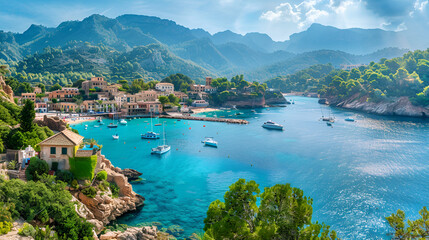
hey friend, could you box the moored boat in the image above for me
[202,137,218,147]
[262,120,284,130]
[107,123,118,128]
[119,119,127,125]
[151,121,170,155]
[112,134,119,140]
[345,117,355,122]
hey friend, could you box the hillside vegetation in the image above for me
[266,49,429,106]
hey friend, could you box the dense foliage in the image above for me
[69,155,98,180]
[0,176,94,239]
[25,157,49,181]
[386,207,429,239]
[265,49,429,106]
[203,179,338,239]
[161,73,195,92]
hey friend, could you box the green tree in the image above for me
[158,96,169,111]
[20,100,35,132]
[386,207,429,239]
[168,94,179,105]
[203,179,338,240]
[49,83,62,91]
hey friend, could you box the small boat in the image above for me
[112,134,119,140]
[292,100,295,104]
[262,120,284,130]
[327,122,333,127]
[141,131,160,139]
[85,125,88,127]
[119,119,127,125]
[235,112,244,116]
[97,118,104,124]
[251,110,256,113]
[202,137,218,148]
[85,127,87,130]
[321,117,335,122]
[345,117,355,122]
[94,125,99,128]
[154,123,162,126]
[107,123,118,128]
[151,122,170,155]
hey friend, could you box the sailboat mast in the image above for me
[163,122,166,145]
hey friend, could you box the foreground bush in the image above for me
[96,170,107,181]
[25,157,49,181]
[203,179,338,240]
[0,177,94,239]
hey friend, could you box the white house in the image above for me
[155,83,174,93]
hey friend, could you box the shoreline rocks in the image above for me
[34,115,67,132]
[121,168,143,181]
[74,155,145,233]
[324,94,429,118]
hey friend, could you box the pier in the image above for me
[160,115,248,124]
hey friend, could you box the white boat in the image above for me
[251,110,256,113]
[262,120,284,130]
[112,134,119,140]
[151,121,170,155]
[142,131,160,139]
[202,137,218,147]
[119,119,127,125]
[94,125,99,128]
[142,113,160,139]
[85,125,88,127]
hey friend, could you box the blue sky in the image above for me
[0,0,428,41]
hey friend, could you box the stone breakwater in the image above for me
[161,115,249,124]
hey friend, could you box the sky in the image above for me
[0,0,428,41]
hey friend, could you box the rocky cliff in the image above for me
[0,75,14,103]
[74,155,145,233]
[34,115,67,132]
[325,94,429,118]
[99,226,169,240]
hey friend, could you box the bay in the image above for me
[72,96,429,239]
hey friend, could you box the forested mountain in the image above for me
[8,42,210,86]
[0,14,422,85]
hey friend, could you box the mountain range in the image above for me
[0,14,425,83]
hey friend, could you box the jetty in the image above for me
[160,115,248,124]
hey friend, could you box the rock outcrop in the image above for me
[326,94,429,118]
[121,169,142,181]
[0,75,14,103]
[34,115,67,131]
[99,226,159,240]
[75,155,144,233]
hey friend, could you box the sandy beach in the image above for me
[190,107,220,114]
[65,117,97,125]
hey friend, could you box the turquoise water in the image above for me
[72,96,429,239]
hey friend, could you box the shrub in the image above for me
[82,186,97,198]
[71,179,79,189]
[69,155,97,180]
[96,170,107,181]
[98,180,109,192]
[110,182,119,198]
[18,223,36,237]
[7,160,17,170]
[0,221,12,235]
[25,157,49,181]
[51,162,58,171]
[55,170,74,184]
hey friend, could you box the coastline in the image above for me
[190,107,220,114]
[66,117,97,125]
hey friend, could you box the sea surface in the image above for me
[71,96,429,239]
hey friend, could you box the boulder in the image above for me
[34,115,67,131]
[121,169,142,181]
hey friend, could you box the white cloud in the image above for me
[260,3,301,22]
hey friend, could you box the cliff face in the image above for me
[0,76,14,103]
[74,155,145,232]
[326,94,429,118]
[34,115,67,132]
[222,96,265,108]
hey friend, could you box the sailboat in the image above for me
[320,106,335,122]
[141,113,160,139]
[108,113,118,128]
[151,121,170,155]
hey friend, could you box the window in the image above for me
[61,147,67,155]
[50,147,56,154]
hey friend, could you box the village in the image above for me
[17,76,217,118]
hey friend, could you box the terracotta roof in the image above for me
[39,129,84,146]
